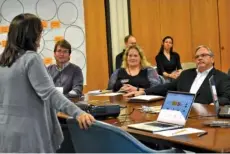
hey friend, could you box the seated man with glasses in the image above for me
[126,45,230,105]
[47,39,83,97]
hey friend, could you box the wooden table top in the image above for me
[59,95,230,153]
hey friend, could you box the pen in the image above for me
[172,129,187,135]
[197,132,208,137]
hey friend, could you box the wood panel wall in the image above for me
[160,0,192,62]
[83,0,108,92]
[218,0,230,72]
[81,0,230,93]
[130,0,230,72]
[190,0,221,69]
[130,0,161,64]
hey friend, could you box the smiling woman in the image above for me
[107,45,163,92]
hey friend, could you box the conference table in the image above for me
[58,95,230,153]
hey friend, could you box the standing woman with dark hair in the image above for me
[0,13,94,153]
[155,36,182,82]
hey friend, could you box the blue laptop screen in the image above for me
[161,92,195,119]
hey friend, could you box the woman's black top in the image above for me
[155,52,182,76]
[113,68,150,91]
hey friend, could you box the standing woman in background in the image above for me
[0,13,94,153]
[155,36,182,82]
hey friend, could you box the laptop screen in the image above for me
[209,75,220,115]
[157,91,195,125]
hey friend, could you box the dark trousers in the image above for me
[56,118,75,153]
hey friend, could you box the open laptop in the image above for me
[209,75,230,118]
[128,91,195,132]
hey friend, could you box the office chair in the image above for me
[66,118,176,153]
[181,62,196,70]
[152,65,158,72]
[151,66,165,84]
[228,69,230,76]
[159,75,166,84]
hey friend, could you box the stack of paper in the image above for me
[97,92,123,96]
[129,95,164,102]
[141,105,162,113]
[87,90,101,95]
[87,90,112,95]
[87,90,123,96]
[154,128,206,137]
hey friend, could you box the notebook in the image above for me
[209,75,230,118]
[129,95,164,102]
[127,91,195,132]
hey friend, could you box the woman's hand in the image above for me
[120,84,138,93]
[169,73,177,79]
[123,90,145,97]
[171,70,182,79]
[77,113,95,129]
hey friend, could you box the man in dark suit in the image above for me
[126,45,230,105]
[115,35,137,69]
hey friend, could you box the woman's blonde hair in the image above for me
[121,45,152,68]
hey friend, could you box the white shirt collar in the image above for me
[196,66,213,75]
[56,62,70,71]
[189,66,213,94]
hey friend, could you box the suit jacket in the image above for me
[145,68,230,105]
[115,50,125,69]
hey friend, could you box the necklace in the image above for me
[127,67,140,76]
[127,68,132,76]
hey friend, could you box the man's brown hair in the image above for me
[54,39,71,54]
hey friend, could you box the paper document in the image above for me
[140,105,162,113]
[129,95,164,102]
[87,90,112,96]
[97,93,123,96]
[154,128,206,137]
[87,90,100,95]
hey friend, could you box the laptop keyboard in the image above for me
[211,120,230,124]
[145,122,174,128]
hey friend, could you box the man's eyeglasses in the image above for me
[194,53,212,59]
[56,50,69,54]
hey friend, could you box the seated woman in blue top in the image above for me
[108,45,163,93]
[155,36,182,82]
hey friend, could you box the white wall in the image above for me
[109,0,129,71]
